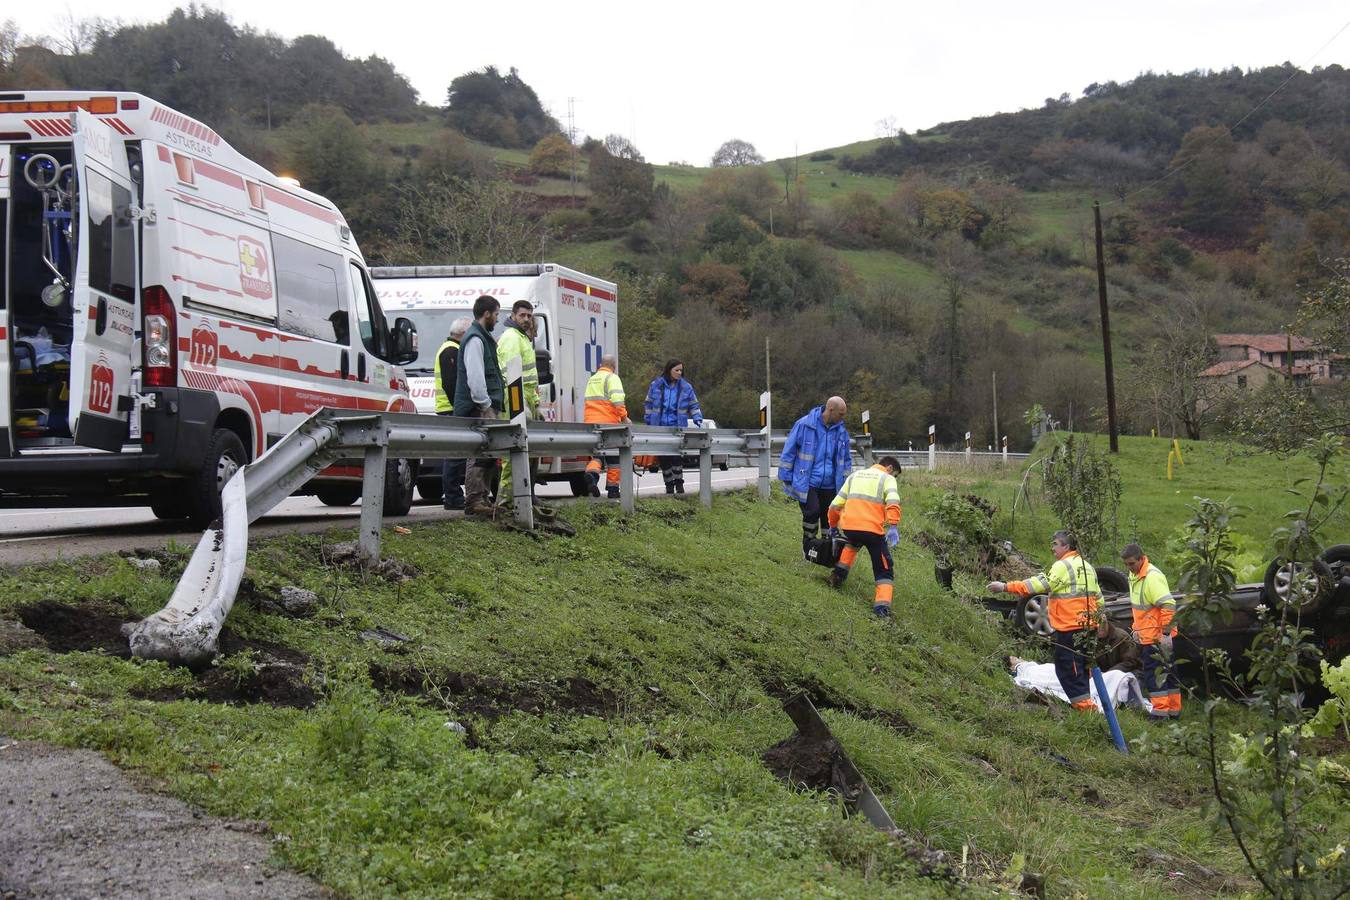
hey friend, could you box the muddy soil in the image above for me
[761,731,858,794]
[0,738,326,898]
[16,600,317,709]
[369,661,617,720]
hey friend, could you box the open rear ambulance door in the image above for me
[0,146,13,457]
[69,110,139,451]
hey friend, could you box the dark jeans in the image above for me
[438,412,464,507]
[459,405,499,508]
[1052,629,1092,707]
[800,487,836,552]
[659,456,684,489]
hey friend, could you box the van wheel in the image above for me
[384,458,415,517]
[315,486,361,507]
[187,429,247,527]
[568,473,590,497]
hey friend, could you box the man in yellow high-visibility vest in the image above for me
[433,317,471,509]
[496,300,540,507]
[1121,543,1182,719]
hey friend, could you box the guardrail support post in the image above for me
[1002,435,1008,463]
[699,444,713,508]
[928,425,936,472]
[510,440,533,529]
[619,443,635,514]
[358,436,388,567]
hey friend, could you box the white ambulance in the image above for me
[371,264,617,499]
[0,92,420,525]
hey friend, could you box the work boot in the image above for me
[585,471,601,498]
[826,569,844,589]
[666,482,675,495]
[873,603,892,619]
[464,501,496,518]
[675,479,685,494]
[443,496,464,511]
[606,486,620,500]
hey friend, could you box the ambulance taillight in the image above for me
[143,285,177,387]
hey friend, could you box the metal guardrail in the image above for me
[125,409,1027,665]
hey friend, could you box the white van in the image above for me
[0,92,419,524]
[371,264,617,498]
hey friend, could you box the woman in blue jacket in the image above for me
[644,359,703,494]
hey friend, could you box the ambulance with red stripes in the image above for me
[371,264,617,499]
[0,92,419,524]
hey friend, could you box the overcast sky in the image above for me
[12,1,1350,163]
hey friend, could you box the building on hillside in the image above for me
[1207,334,1341,386]
[1197,358,1289,391]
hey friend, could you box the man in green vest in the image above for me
[434,316,471,510]
[496,300,540,508]
[454,295,504,516]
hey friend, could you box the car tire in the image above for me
[1014,593,1054,637]
[186,428,248,528]
[718,460,729,471]
[1320,544,1350,577]
[1096,565,1129,596]
[417,476,444,503]
[1263,557,1333,615]
[568,473,590,497]
[384,457,415,517]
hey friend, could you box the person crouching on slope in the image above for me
[987,531,1103,712]
[825,456,903,619]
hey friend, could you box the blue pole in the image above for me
[1092,667,1129,754]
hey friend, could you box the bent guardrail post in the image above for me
[357,424,389,567]
[127,411,345,665]
[857,433,874,467]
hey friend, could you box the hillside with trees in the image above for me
[3,8,1347,448]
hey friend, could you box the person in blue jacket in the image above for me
[644,359,703,494]
[779,396,851,557]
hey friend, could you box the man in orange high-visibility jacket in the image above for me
[826,456,903,618]
[988,531,1102,712]
[583,354,629,499]
[1121,542,1181,719]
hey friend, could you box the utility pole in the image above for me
[991,370,999,452]
[567,97,577,207]
[1093,201,1120,453]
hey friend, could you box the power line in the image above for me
[1103,16,1350,208]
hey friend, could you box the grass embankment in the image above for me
[946,433,1350,581]
[0,484,1272,897]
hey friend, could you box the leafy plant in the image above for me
[1039,434,1121,561]
[923,492,1002,573]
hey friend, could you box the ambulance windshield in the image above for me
[400,308,471,373]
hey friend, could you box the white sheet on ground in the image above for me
[1012,661,1151,712]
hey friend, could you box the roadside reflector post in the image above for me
[1167,449,1174,481]
[358,427,389,567]
[1173,438,1183,466]
[964,431,972,463]
[1002,435,1008,463]
[759,391,772,500]
[928,425,936,472]
[860,411,874,466]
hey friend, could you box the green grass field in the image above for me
[949,432,1350,583]
[837,249,940,292]
[8,445,1346,894]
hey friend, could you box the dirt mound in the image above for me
[369,662,617,719]
[762,731,858,794]
[323,542,419,581]
[16,600,136,656]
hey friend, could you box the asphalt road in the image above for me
[0,467,768,565]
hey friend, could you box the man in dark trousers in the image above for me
[779,396,851,558]
[453,296,503,516]
[433,317,471,510]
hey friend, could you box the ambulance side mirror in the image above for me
[536,347,554,386]
[389,317,418,366]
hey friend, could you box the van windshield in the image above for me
[400,308,471,373]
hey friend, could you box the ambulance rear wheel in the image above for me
[384,458,415,517]
[417,477,444,503]
[187,428,247,527]
[568,473,590,497]
[150,490,191,521]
